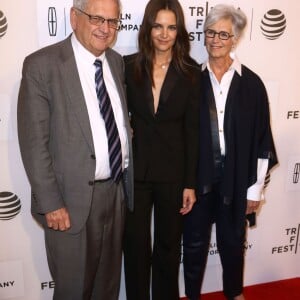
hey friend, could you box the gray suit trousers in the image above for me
[45,180,125,300]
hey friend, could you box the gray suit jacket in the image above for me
[17,36,134,234]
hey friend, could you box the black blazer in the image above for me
[197,64,278,232]
[124,54,201,188]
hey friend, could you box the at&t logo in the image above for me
[261,9,286,40]
[0,10,8,38]
[0,192,22,220]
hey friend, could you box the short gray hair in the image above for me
[204,4,247,38]
[73,0,88,10]
[73,0,121,13]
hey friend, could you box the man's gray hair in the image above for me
[73,0,121,13]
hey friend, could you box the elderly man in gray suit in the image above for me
[17,0,133,299]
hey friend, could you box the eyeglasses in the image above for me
[75,8,121,30]
[204,29,234,40]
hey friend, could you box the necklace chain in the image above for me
[155,58,171,70]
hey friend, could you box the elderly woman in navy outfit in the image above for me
[183,4,278,300]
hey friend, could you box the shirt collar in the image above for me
[201,54,242,76]
[71,33,106,66]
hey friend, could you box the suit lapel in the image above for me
[105,49,131,131]
[137,62,180,117]
[106,50,126,109]
[137,68,155,117]
[59,37,94,152]
[146,73,155,116]
[202,69,222,171]
[159,63,179,107]
[202,68,215,112]
[224,71,241,148]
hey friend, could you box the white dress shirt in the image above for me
[202,58,268,201]
[71,34,129,180]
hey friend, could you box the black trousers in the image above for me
[123,181,183,300]
[183,184,246,300]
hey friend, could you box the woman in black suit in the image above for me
[123,0,201,299]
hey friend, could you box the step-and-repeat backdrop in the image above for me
[0,0,299,299]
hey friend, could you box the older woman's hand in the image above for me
[246,200,261,215]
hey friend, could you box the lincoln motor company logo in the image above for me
[0,192,22,220]
[293,163,300,184]
[261,9,286,40]
[0,10,8,38]
[48,7,57,36]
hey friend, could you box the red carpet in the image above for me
[181,278,300,299]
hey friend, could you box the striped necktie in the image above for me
[94,59,122,182]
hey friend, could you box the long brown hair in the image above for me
[134,0,195,85]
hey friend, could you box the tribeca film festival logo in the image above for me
[272,224,300,255]
[0,192,22,221]
[287,110,299,120]
[188,2,212,42]
[0,10,8,38]
[261,9,286,40]
[41,280,55,291]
